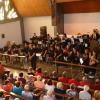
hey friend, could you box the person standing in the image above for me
[29,44,37,70]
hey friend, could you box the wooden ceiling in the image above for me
[12,0,51,16]
[12,0,100,16]
[63,0,100,13]
[56,0,83,3]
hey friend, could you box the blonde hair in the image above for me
[24,84,29,90]
[57,82,63,89]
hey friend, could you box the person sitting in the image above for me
[54,82,66,100]
[58,71,68,83]
[35,67,43,77]
[3,80,13,92]
[26,75,35,89]
[79,85,91,100]
[0,62,6,81]
[45,79,55,92]
[27,67,34,75]
[66,83,77,99]
[43,70,49,79]
[92,78,100,90]
[22,84,33,100]
[0,91,5,100]
[12,81,23,96]
[7,73,17,84]
[79,76,90,87]
[50,71,58,81]
[18,72,26,86]
[68,78,79,86]
[43,90,56,100]
[34,75,45,89]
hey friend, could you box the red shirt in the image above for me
[79,81,90,86]
[68,79,79,86]
[35,72,43,77]
[0,64,5,75]
[58,77,68,83]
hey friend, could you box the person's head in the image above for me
[28,75,33,80]
[14,98,20,100]
[83,85,90,91]
[43,71,48,76]
[36,68,42,73]
[70,83,76,90]
[19,72,23,78]
[9,73,14,78]
[4,80,10,85]
[82,76,87,82]
[47,79,52,85]
[28,67,33,71]
[94,90,100,100]
[62,71,67,77]
[57,82,63,89]
[37,75,42,81]
[0,91,4,97]
[24,84,29,91]
[52,71,57,76]
[95,78,100,84]
[15,81,20,87]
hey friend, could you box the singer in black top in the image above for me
[29,44,37,70]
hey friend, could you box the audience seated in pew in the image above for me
[79,85,92,100]
[54,82,66,100]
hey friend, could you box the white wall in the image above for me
[64,12,100,35]
[0,21,22,48]
[24,12,100,40]
[24,16,54,41]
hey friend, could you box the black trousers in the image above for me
[31,59,36,70]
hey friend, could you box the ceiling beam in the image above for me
[56,0,84,3]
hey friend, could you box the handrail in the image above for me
[53,61,100,71]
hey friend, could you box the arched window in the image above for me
[0,0,19,22]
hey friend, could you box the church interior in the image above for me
[0,0,100,100]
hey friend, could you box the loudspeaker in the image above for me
[40,26,47,38]
[1,34,5,38]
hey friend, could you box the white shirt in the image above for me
[79,90,91,100]
[43,95,53,100]
[0,98,5,100]
[45,84,55,92]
